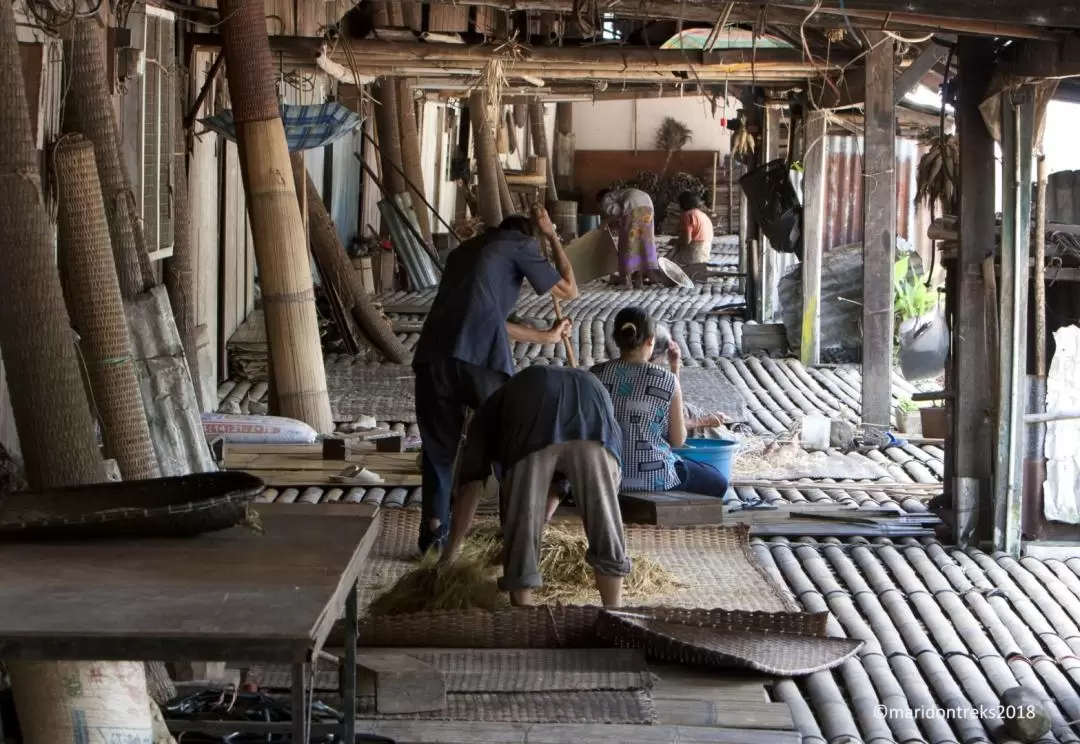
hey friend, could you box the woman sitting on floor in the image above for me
[590,306,733,499]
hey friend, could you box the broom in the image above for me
[655,117,692,179]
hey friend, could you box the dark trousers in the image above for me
[414,358,508,552]
[673,457,730,498]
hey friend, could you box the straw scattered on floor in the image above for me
[367,520,682,616]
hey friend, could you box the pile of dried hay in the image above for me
[366,520,682,616]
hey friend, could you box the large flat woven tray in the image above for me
[0,471,264,539]
[251,648,653,693]
[353,605,828,649]
[324,361,415,423]
[355,690,655,724]
[357,509,800,615]
[680,367,749,422]
[595,610,862,676]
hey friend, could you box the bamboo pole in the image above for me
[528,102,558,204]
[219,0,333,434]
[0,0,157,736]
[1034,154,1047,378]
[55,136,160,482]
[496,156,514,215]
[469,91,503,227]
[373,81,407,197]
[290,152,411,364]
[67,19,154,299]
[396,79,433,244]
[166,77,205,411]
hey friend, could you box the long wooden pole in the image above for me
[469,91,503,227]
[528,102,558,204]
[219,0,333,434]
[373,80,408,197]
[1034,154,1048,378]
[396,79,433,244]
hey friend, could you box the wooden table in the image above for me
[0,508,381,744]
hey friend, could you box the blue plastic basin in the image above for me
[672,438,737,482]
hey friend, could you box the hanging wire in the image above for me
[23,0,103,36]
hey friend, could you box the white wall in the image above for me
[571,95,739,153]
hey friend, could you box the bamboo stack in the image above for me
[54,136,160,483]
[396,79,432,244]
[218,0,333,434]
[0,0,155,736]
[290,152,410,364]
[67,20,155,299]
[469,91,503,227]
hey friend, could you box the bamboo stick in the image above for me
[1034,154,1047,378]
[165,77,205,411]
[290,152,410,364]
[55,135,160,482]
[219,0,333,434]
[469,91,503,227]
[396,79,433,244]
[67,19,154,299]
[373,80,408,197]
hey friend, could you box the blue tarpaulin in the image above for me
[199,102,361,152]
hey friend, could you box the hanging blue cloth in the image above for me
[199,102,361,152]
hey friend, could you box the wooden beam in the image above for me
[861,31,896,430]
[893,42,950,104]
[190,33,845,71]
[731,1,1076,32]
[953,36,997,546]
[799,110,826,367]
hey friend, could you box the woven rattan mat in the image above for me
[354,690,654,724]
[324,362,416,423]
[357,510,798,615]
[679,367,749,422]
[250,648,652,693]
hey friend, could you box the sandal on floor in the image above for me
[329,465,386,485]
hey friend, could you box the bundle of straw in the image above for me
[367,520,682,616]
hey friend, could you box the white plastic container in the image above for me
[801,413,831,452]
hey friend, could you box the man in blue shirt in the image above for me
[413,208,578,553]
[440,365,630,607]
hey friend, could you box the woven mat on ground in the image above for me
[356,510,798,615]
[740,451,891,481]
[597,613,861,676]
[250,648,652,693]
[324,362,415,423]
[680,367,749,422]
[354,690,654,723]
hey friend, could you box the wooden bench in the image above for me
[619,490,726,526]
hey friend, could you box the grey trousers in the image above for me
[498,441,631,592]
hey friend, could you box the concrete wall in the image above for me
[571,95,740,154]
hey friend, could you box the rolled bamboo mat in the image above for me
[67,19,154,298]
[55,135,159,481]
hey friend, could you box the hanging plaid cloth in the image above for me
[199,102,362,152]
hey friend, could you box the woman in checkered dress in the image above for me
[590,307,730,497]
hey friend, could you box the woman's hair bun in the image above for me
[612,306,656,352]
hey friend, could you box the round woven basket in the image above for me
[0,471,265,540]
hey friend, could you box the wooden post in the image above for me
[994,87,1034,558]
[953,36,997,546]
[218,0,333,434]
[397,79,433,244]
[759,105,781,322]
[528,101,558,204]
[860,32,896,430]
[800,109,827,367]
[373,80,407,197]
[165,77,206,411]
[469,90,503,226]
[554,101,573,192]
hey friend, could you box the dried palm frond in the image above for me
[915,133,959,216]
[655,116,692,177]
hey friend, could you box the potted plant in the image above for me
[895,398,921,435]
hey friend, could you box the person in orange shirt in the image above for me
[671,191,714,268]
